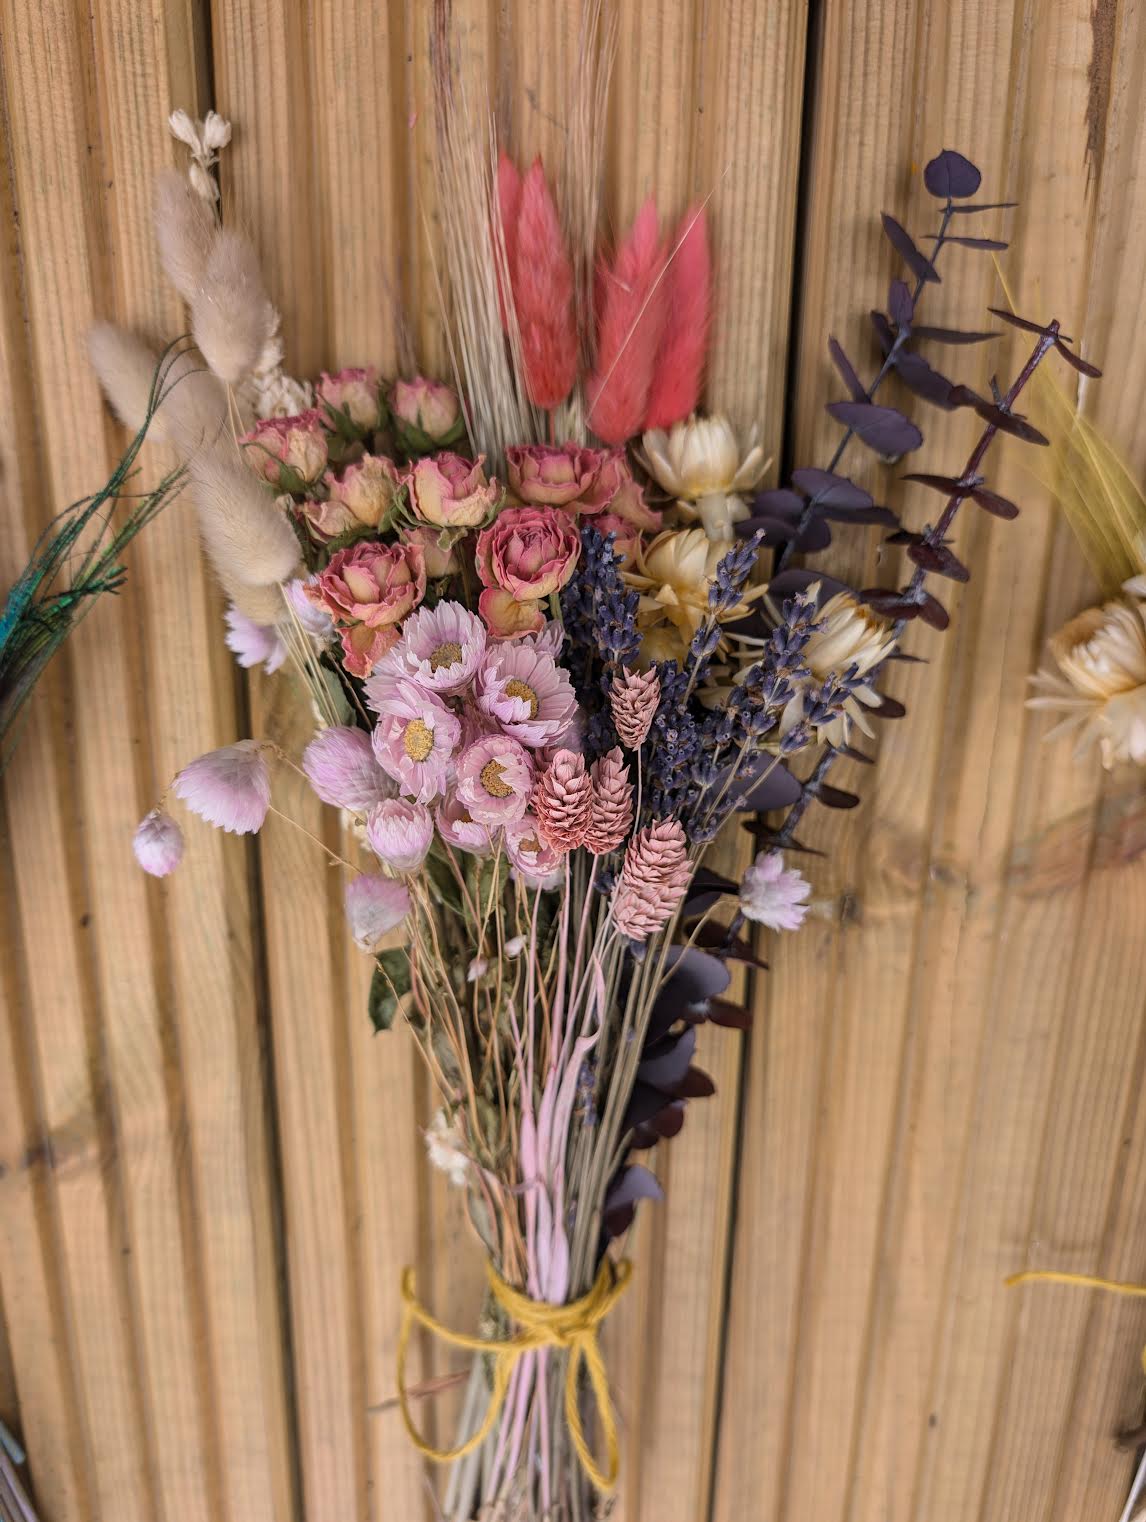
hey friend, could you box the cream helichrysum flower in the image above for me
[641,415,769,543]
[623,527,765,665]
[168,108,232,202]
[780,587,898,746]
[1027,579,1146,768]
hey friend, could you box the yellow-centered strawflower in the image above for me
[1027,577,1146,767]
[641,415,769,543]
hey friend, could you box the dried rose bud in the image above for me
[389,376,464,450]
[408,452,500,528]
[317,366,382,431]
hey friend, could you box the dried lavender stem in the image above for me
[775,324,1059,847]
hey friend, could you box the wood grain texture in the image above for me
[3,1,1146,1519]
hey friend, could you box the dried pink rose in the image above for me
[308,540,427,677]
[408,452,500,528]
[306,455,403,537]
[609,666,660,749]
[370,678,462,804]
[133,808,185,876]
[533,749,592,851]
[302,726,393,812]
[738,850,811,932]
[173,740,271,835]
[241,410,328,485]
[505,813,564,888]
[365,798,434,872]
[402,524,457,578]
[585,449,662,529]
[475,504,580,637]
[317,366,382,430]
[454,734,534,826]
[475,640,578,749]
[436,787,495,856]
[344,873,410,950]
[389,376,463,447]
[506,444,606,508]
[583,748,633,854]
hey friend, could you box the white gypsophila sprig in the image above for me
[168,109,232,203]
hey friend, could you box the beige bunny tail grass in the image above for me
[216,574,290,627]
[156,345,233,458]
[190,228,274,385]
[154,167,216,303]
[87,322,160,433]
[994,260,1145,595]
[188,448,301,590]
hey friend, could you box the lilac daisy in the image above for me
[454,734,534,826]
[174,740,271,834]
[474,640,579,749]
[436,787,495,856]
[738,850,811,932]
[367,600,486,699]
[505,813,564,889]
[370,678,462,803]
[365,798,434,872]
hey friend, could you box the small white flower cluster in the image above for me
[167,109,231,203]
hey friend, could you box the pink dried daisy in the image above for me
[370,678,462,804]
[133,808,184,877]
[455,734,534,826]
[436,787,495,857]
[344,874,410,951]
[609,666,660,749]
[505,813,564,888]
[370,600,486,697]
[174,740,271,835]
[303,726,393,812]
[584,748,634,853]
[533,749,592,851]
[475,640,578,749]
[365,798,434,873]
[738,850,811,932]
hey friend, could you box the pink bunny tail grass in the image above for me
[495,150,523,331]
[511,158,578,410]
[643,204,711,431]
[585,197,668,445]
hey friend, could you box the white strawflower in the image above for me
[739,850,811,932]
[641,415,769,543]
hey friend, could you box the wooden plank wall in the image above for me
[1,2,1144,1520]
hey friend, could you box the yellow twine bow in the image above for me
[1006,1269,1146,1375]
[397,1256,633,1494]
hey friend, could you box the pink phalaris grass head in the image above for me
[612,818,691,941]
[370,677,462,804]
[369,600,486,696]
[495,151,523,330]
[224,605,286,675]
[642,205,711,431]
[505,813,564,889]
[508,158,578,410]
[344,873,410,951]
[739,850,811,933]
[455,734,534,826]
[609,666,660,749]
[586,198,668,445]
[583,747,634,854]
[173,740,271,835]
[302,725,393,813]
[475,639,579,749]
[133,808,185,877]
[435,787,495,857]
[533,749,593,851]
[317,366,382,430]
[365,798,434,873]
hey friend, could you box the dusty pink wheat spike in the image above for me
[511,158,579,410]
[642,205,711,431]
[583,747,634,854]
[534,749,593,851]
[612,817,691,940]
[609,666,660,749]
[586,198,668,444]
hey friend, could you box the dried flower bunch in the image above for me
[88,91,1091,1520]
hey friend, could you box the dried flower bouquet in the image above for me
[87,75,1096,1519]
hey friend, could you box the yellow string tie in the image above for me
[397,1256,633,1494]
[1006,1269,1146,1375]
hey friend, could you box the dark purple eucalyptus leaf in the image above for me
[813,783,862,810]
[893,350,960,409]
[882,215,939,284]
[730,756,805,813]
[705,999,753,1031]
[915,591,951,630]
[648,1103,686,1141]
[624,1082,676,1133]
[969,485,1020,518]
[681,869,738,919]
[736,514,833,552]
[923,149,982,199]
[911,324,998,345]
[886,528,926,545]
[676,1066,716,1100]
[835,503,900,527]
[826,401,923,457]
[871,310,895,354]
[888,279,915,328]
[937,233,1009,250]
[767,568,857,606]
[949,200,1017,215]
[659,944,732,1005]
[986,307,1071,342]
[754,487,804,516]
[691,922,772,967]
[870,693,907,720]
[860,588,923,620]
[1054,340,1102,378]
[902,471,977,497]
[969,398,1049,446]
[637,1026,697,1090]
[829,336,867,401]
[604,1163,663,1213]
[791,468,873,510]
[907,541,970,581]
